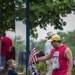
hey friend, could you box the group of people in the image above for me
[38,31,73,75]
[0,31,73,75]
[28,31,73,75]
[0,32,26,75]
[0,32,12,69]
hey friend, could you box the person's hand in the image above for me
[23,68,26,75]
[65,71,71,75]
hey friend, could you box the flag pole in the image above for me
[26,0,30,74]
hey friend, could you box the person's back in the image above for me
[44,41,53,55]
[8,69,18,75]
[1,33,12,56]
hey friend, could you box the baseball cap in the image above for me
[49,34,61,41]
[46,31,55,38]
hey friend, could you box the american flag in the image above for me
[28,41,37,64]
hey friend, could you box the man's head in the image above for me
[49,34,62,48]
[2,32,6,36]
[7,59,16,69]
[46,31,55,40]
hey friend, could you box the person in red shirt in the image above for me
[38,34,73,75]
[1,32,12,70]
[1,32,12,56]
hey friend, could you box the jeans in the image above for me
[0,56,6,71]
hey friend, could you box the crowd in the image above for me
[0,31,73,75]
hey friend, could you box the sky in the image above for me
[36,13,75,41]
[6,13,75,41]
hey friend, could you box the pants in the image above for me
[0,56,6,71]
[45,60,52,75]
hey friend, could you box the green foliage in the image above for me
[34,30,75,58]
[0,0,15,32]
[72,68,75,75]
[0,0,75,38]
[35,62,47,73]
[16,64,26,72]
[57,30,75,58]
[29,0,75,38]
[34,40,46,51]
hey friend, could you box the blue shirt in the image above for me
[7,69,18,75]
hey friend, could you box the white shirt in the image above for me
[44,40,53,55]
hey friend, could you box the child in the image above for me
[7,59,25,75]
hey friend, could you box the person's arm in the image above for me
[38,52,51,62]
[18,73,24,75]
[18,68,26,75]
[64,47,73,75]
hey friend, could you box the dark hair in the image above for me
[58,40,62,43]
[11,46,15,52]
[48,36,51,40]
[7,59,14,67]
[53,40,62,43]
[3,32,6,36]
[48,34,55,40]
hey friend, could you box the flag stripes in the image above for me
[29,48,37,64]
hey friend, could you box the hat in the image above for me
[46,31,55,38]
[49,34,61,41]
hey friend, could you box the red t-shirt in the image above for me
[1,36,12,56]
[51,44,68,75]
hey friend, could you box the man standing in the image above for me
[44,31,55,75]
[38,34,73,75]
[1,32,12,56]
[1,32,12,69]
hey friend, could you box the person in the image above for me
[44,31,55,75]
[38,34,73,75]
[1,32,12,56]
[7,59,25,75]
[37,51,45,58]
[36,51,45,64]
[1,32,13,70]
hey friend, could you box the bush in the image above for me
[72,68,75,75]
[35,62,47,73]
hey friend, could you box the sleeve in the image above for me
[8,70,18,75]
[12,70,18,75]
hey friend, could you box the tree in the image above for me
[34,40,46,51]
[0,0,15,32]
[0,0,75,38]
[57,30,75,58]
[34,30,75,58]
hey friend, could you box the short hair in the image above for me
[7,59,14,67]
[53,40,62,43]
[3,32,6,36]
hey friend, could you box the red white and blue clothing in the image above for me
[51,44,68,75]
